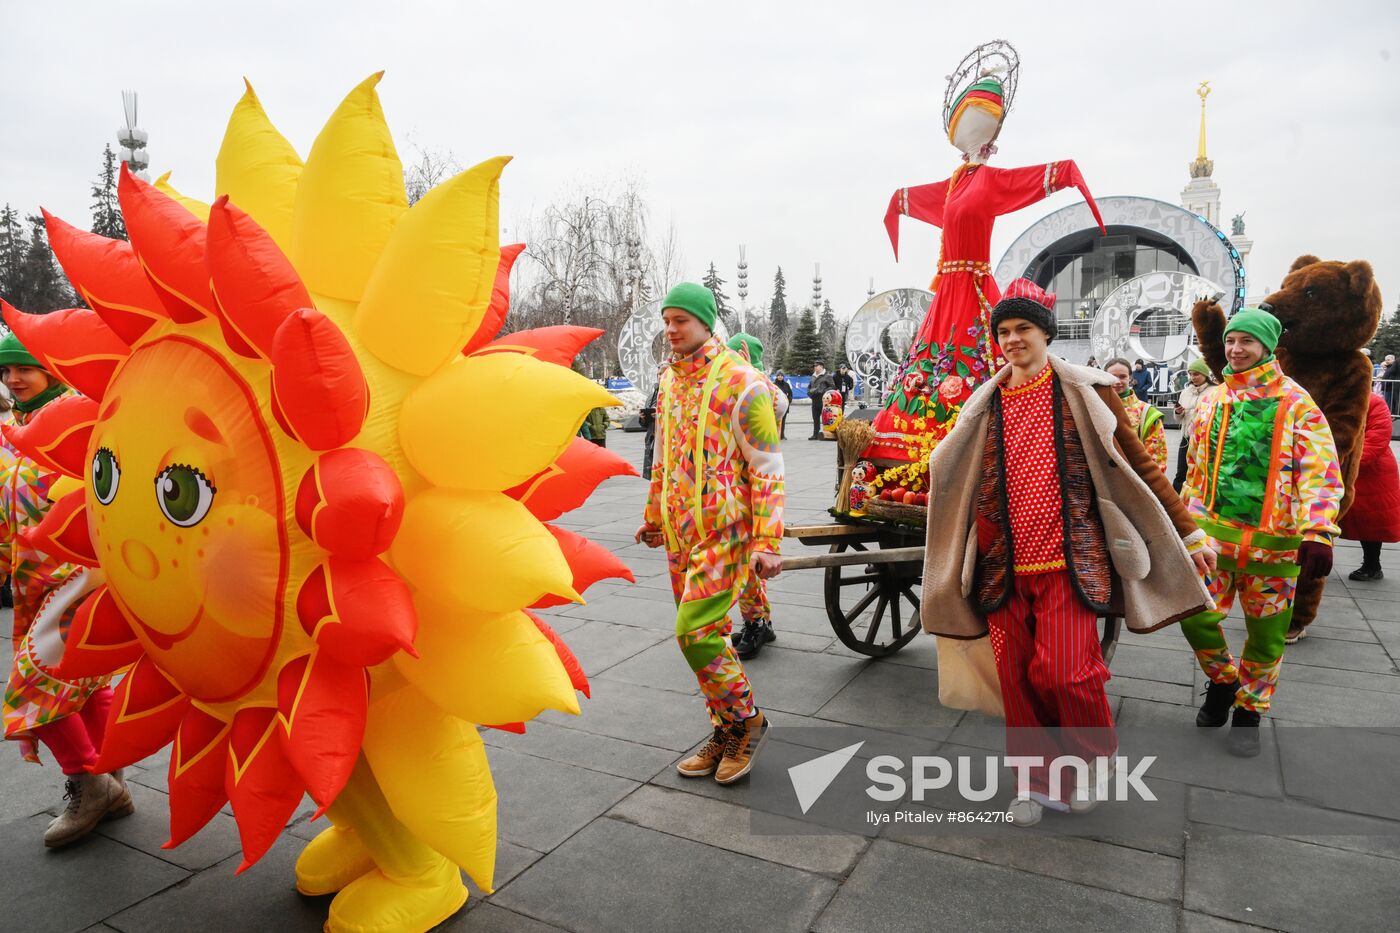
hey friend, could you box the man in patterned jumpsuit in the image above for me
[636,284,784,784]
[1180,308,1342,757]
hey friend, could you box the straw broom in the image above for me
[833,419,876,511]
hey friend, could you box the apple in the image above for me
[914,493,928,506]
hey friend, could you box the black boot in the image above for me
[733,620,776,660]
[1226,707,1262,757]
[1348,566,1384,582]
[1196,680,1239,727]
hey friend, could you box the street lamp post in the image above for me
[736,245,749,333]
[117,90,149,178]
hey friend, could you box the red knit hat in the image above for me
[990,279,1058,342]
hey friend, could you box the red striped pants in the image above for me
[986,571,1115,800]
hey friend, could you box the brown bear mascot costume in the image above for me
[1192,255,1384,640]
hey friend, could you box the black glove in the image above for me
[1297,541,1333,581]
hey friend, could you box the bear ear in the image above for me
[1288,255,1322,274]
[1344,260,1376,299]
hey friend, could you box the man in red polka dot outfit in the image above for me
[921,279,1216,827]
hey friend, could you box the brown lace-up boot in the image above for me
[676,725,728,777]
[43,772,134,848]
[716,710,769,785]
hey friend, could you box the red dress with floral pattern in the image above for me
[867,161,1103,465]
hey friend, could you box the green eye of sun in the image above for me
[154,464,216,527]
[92,448,121,505]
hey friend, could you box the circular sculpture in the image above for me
[617,298,729,396]
[1089,271,1222,370]
[843,288,932,406]
[994,195,1247,318]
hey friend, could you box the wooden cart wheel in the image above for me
[1100,615,1123,665]
[823,540,923,658]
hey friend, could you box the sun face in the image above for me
[2,74,637,894]
[92,336,287,703]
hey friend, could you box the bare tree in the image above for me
[507,175,685,378]
[402,144,462,206]
[648,217,686,298]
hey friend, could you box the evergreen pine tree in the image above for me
[14,214,76,312]
[784,306,823,374]
[0,205,24,303]
[90,144,127,241]
[768,267,789,364]
[818,298,841,367]
[701,262,732,321]
[1369,303,1400,360]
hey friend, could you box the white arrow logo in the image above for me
[787,742,865,814]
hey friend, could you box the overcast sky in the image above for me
[3,0,1397,323]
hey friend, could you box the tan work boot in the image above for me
[676,726,727,777]
[716,711,769,785]
[44,772,134,848]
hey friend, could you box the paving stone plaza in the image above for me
[4,420,1400,933]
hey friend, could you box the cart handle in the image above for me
[780,546,925,572]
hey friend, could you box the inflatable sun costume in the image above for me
[2,74,636,932]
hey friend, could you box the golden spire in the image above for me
[1189,81,1214,179]
[1196,81,1211,160]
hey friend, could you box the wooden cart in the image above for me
[781,520,1123,663]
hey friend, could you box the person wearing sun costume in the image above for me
[3,74,637,933]
[862,42,1106,501]
[1179,308,1341,757]
[638,286,783,785]
[0,333,136,849]
[726,331,786,661]
[1103,357,1169,472]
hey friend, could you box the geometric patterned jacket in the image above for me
[1184,359,1342,569]
[645,336,784,554]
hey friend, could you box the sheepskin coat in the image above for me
[921,356,1212,638]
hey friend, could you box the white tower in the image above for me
[811,263,822,312]
[1180,81,1221,228]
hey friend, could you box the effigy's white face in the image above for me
[951,107,1000,161]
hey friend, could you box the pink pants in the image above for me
[30,686,114,775]
[986,571,1115,801]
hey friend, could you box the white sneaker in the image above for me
[1070,756,1118,814]
[1069,789,1099,814]
[1007,796,1043,827]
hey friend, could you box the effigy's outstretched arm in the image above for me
[987,160,1107,234]
[884,178,952,260]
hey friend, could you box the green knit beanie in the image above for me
[1187,356,1212,377]
[0,331,41,368]
[1223,307,1282,354]
[727,332,763,368]
[660,282,717,332]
